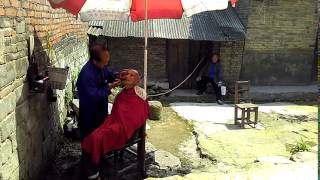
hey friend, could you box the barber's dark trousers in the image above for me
[196,76,222,101]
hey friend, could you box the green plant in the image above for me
[286,138,316,154]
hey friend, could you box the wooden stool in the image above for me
[235,103,258,128]
[234,81,259,128]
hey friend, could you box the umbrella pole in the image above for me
[143,0,148,92]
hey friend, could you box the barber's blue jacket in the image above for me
[76,60,116,139]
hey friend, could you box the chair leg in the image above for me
[234,106,238,125]
[254,107,258,125]
[241,109,245,128]
[137,125,146,178]
[246,108,250,124]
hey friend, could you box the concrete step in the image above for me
[250,85,317,102]
[159,85,317,103]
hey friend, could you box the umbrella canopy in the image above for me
[47,0,239,91]
[48,0,86,15]
[48,0,239,21]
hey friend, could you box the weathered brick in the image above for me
[4,7,17,16]
[9,166,19,180]
[0,139,12,165]
[15,19,25,34]
[0,1,90,179]
[0,0,10,8]
[27,10,35,17]
[0,150,18,180]
[0,32,4,65]
[17,9,27,17]
[0,112,16,142]
[0,62,16,89]
[0,8,4,16]
[9,0,20,8]
[21,1,29,9]
[8,133,17,153]
[15,57,29,78]
[0,17,13,28]
[16,41,27,51]
[0,91,15,118]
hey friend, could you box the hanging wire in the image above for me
[147,56,205,98]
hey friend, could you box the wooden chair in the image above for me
[234,81,258,128]
[102,124,146,179]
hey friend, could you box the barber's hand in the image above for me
[109,79,121,89]
[196,77,201,81]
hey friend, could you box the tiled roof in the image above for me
[87,7,246,41]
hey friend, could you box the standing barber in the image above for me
[76,41,121,140]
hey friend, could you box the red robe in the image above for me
[81,88,149,164]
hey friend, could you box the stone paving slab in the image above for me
[170,102,316,124]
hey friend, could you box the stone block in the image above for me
[0,17,13,28]
[0,31,4,65]
[5,45,18,54]
[0,62,16,89]
[0,92,16,121]
[15,34,26,43]
[16,41,27,51]
[15,57,29,78]
[15,19,25,34]
[154,150,181,170]
[0,112,16,142]
[148,101,162,120]
[4,37,10,46]
[9,133,17,153]
[9,166,19,180]
[0,151,19,180]
[0,139,12,165]
[5,52,19,62]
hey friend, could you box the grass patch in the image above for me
[147,106,194,157]
[285,138,317,154]
[196,112,317,170]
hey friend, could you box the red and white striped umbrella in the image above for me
[48,0,238,91]
[48,0,238,21]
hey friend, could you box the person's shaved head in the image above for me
[123,69,140,89]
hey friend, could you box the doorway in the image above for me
[166,40,219,89]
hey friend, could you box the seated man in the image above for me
[81,69,149,180]
[196,53,224,105]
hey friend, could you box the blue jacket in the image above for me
[197,61,223,83]
[76,61,116,139]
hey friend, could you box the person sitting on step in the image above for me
[196,53,224,105]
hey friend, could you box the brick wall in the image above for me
[234,0,250,27]
[107,37,244,86]
[317,0,320,83]
[0,1,88,179]
[238,0,318,85]
[108,37,167,81]
[220,41,245,84]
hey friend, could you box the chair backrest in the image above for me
[234,81,251,104]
